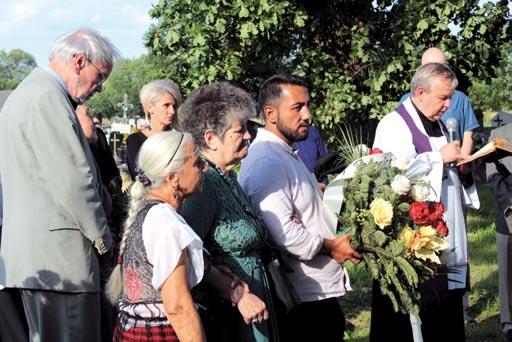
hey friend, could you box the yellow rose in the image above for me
[369,198,393,229]
[398,226,414,248]
[402,226,450,264]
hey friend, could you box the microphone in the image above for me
[446,118,458,167]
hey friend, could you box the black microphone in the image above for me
[446,118,458,167]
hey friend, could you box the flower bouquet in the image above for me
[338,149,450,316]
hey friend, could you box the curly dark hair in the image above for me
[178,82,256,150]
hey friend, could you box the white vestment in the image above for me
[373,98,468,290]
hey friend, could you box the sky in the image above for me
[0,0,155,66]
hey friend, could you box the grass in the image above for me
[341,184,501,341]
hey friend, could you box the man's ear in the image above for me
[203,129,218,150]
[415,86,427,100]
[72,53,87,75]
[263,105,278,124]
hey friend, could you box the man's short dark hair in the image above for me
[257,74,309,117]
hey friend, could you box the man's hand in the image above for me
[440,141,461,163]
[323,234,361,264]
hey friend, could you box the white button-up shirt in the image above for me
[239,128,349,302]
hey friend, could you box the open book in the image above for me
[457,138,512,165]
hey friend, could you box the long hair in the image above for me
[105,131,193,303]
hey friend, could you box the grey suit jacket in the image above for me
[486,124,512,235]
[0,68,112,292]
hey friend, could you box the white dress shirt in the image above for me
[239,128,350,302]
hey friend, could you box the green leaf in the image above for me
[215,19,226,33]
[239,6,249,18]
[192,34,206,46]
[417,19,429,31]
[239,23,250,39]
[294,14,306,27]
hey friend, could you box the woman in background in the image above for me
[126,79,182,180]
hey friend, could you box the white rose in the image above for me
[391,175,411,195]
[391,159,409,171]
[411,183,430,202]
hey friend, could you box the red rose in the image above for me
[369,148,383,155]
[435,220,449,237]
[409,201,430,225]
[428,202,445,222]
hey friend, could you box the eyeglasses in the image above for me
[86,58,108,88]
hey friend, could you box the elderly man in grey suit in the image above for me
[0,28,120,342]
[486,124,512,342]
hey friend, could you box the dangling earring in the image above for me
[169,183,178,200]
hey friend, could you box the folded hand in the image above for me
[233,283,269,325]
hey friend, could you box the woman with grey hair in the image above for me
[126,79,183,180]
[180,82,280,342]
[108,130,267,341]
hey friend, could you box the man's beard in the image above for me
[276,115,309,142]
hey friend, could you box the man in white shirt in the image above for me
[239,73,360,341]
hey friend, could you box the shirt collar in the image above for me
[410,99,443,137]
[42,66,68,94]
[256,128,298,157]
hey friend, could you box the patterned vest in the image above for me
[121,200,163,304]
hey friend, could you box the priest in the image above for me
[370,62,467,341]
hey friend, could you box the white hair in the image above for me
[49,27,121,67]
[139,79,182,116]
[106,131,194,303]
[411,62,458,95]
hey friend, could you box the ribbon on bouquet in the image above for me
[409,313,423,342]
[322,152,396,234]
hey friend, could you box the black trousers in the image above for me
[370,281,465,342]
[0,289,28,342]
[284,297,345,342]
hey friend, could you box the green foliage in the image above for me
[0,49,37,90]
[144,0,511,144]
[88,55,166,119]
[342,184,500,341]
[468,44,512,113]
[340,160,439,314]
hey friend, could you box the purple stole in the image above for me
[395,103,448,154]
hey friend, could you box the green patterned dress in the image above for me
[181,165,280,342]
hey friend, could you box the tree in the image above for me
[468,44,512,113]
[0,49,37,90]
[88,55,166,119]
[144,0,511,143]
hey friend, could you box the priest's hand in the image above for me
[324,234,361,265]
[440,141,461,163]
